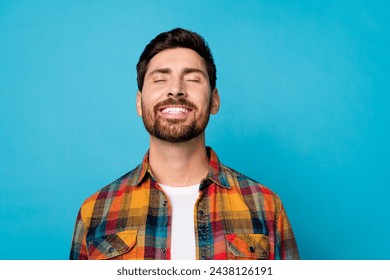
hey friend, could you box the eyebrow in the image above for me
[147,67,207,78]
[182,68,207,78]
[148,68,171,76]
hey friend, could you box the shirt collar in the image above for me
[126,146,230,189]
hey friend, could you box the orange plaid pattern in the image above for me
[70,147,299,260]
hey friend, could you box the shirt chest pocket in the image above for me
[225,233,269,260]
[87,230,137,260]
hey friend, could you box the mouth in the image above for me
[158,105,193,118]
[161,106,192,114]
[154,97,197,120]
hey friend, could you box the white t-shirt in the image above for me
[159,183,200,260]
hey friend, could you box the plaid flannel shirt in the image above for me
[70,147,299,260]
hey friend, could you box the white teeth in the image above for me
[161,107,189,114]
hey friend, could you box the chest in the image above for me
[86,184,271,260]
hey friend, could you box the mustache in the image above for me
[154,97,197,113]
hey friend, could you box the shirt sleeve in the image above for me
[274,201,300,260]
[69,208,89,260]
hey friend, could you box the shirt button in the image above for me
[249,246,255,253]
[198,210,204,216]
[108,247,114,253]
[161,248,167,253]
[163,201,167,207]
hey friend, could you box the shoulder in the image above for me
[78,165,141,220]
[90,166,139,198]
[220,163,282,205]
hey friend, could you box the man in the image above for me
[70,28,299,260]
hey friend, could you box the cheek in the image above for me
[141,88,166,105]
[197,95,213,109]
[140,94,158,109]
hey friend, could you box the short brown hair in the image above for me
[136,28,217,91]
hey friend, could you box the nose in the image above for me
[168,77,186,98]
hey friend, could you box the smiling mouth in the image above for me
[160,106,193,114]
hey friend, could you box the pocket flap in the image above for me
[87,230,137,260]
[225,233,269,259]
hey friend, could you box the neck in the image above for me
[148,133,209,187]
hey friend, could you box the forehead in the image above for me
[146,48,207,74]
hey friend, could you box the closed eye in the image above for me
[185,72,203,83]
[185,75,202,83]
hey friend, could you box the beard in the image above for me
[141,97,211,143]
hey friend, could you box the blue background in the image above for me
[1,0,389,260]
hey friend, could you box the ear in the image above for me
[210,88,220,115]
[136,91,143,116]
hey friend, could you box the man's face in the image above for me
[136,48,219,143]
